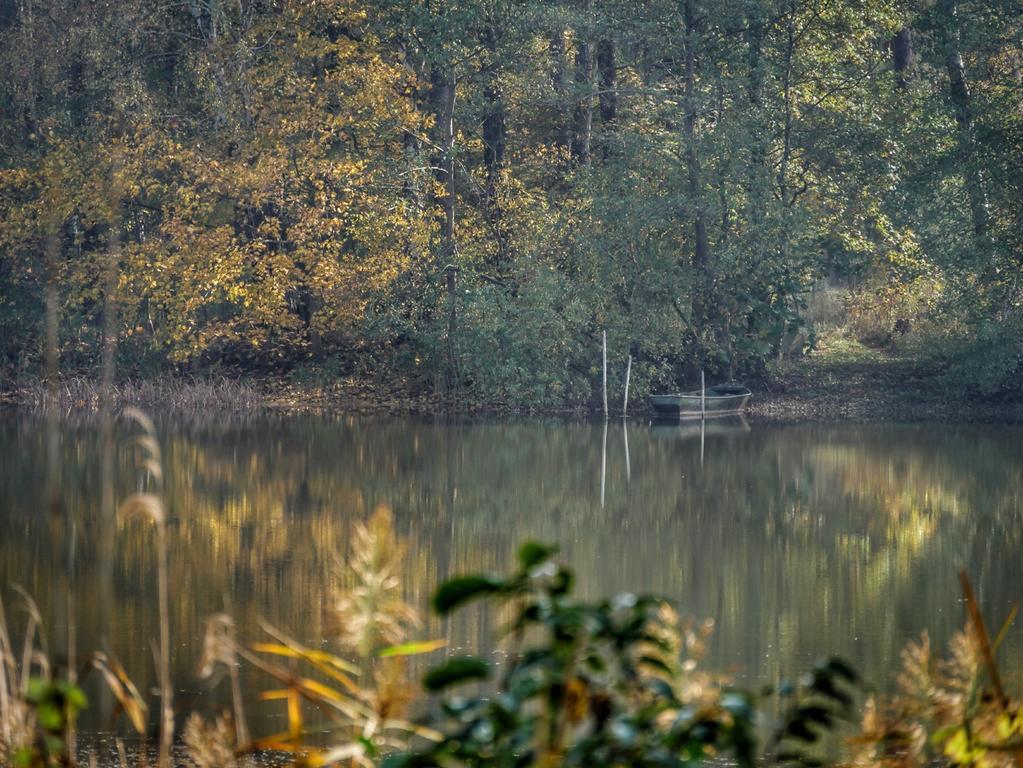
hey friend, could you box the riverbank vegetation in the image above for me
[1,0,1021,409]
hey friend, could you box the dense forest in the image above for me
[0,0,1020,406]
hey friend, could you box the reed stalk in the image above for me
[156,521,172,768]
[119,409,173,768]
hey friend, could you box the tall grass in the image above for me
[0,590,146,767]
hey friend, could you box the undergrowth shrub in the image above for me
[940,314,1023,398]
[845,275,940,349]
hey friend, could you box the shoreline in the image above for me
[3,365,1023,423]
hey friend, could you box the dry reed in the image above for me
[17,376,264,414]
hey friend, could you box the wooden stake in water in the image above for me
[602,331,608,418]
[701,369,706,420]
[600,420,608,508]
[622,355,632,416]
[623,421,631,482]
[700,417,705,467]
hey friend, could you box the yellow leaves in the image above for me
[287,685,303,741]
[0,0,426,368]
[995,713,1018,741]
[855,609,1023,768]
[375,638,446,658]
[563,677,589,724]
[941,727,988,766]
[250,643,359,677]
[91,651,148,735]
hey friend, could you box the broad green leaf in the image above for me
[423,656,490,691]
[432,575,505,615]
[518,541,557,569]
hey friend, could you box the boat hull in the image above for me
[650,386,751,417]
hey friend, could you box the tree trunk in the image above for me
[745,1,768,232]
[596,37,616,160]
[941,1,989,238]
[571,0,593,165]
[482,24,505,196]
[429,66,459,390]
[596,37,616,124]
[891,26,913,89]
[715,77,729,240]
[549,31,572,152]
[682,0,708,275]
[429,66,456,262]
[445,266,460,396]
[401,126,424,266]
[482,87,505,200]
[778,3,795,207]
[482,25,507,270]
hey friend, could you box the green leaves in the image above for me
[432,575,506,615]
[773,656,861,766]
[402,541,793,767]
[18,676,89,766]
[25,677,88,732]
[423,657,490,692]
[517,540,557,569]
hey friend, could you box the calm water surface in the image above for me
[2,413,1022,736]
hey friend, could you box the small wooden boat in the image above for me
[650,383,752,418]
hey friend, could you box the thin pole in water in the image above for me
[623,420,631,482]
[701,369,706,420]
[600,420,608,508]
[602,330,608,418]
[700,417,705,467]
[622,354,632,416]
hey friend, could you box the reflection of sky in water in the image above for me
[1,414,1022,735]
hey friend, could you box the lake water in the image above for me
[2,412,1022,738]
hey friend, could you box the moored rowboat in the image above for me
[649,383,752,417]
